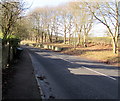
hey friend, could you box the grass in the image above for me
[79,51,119,63]
[88,37,112,44]
[45,43,119,66]
[21,40,119,66]
[20,40,36,45]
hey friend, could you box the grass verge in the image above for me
[21,40,119,66]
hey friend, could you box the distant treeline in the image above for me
[88,37,112,45]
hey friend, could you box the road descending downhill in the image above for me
[24,46,119,99]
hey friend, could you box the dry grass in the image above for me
[45,43,73,48]
[47,43,119,66]
[79,51,119,64]
[20,40,36,45]
[21,41,119,66]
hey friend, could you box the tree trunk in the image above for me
[44,34,47,43]
[64,32,66,44]
[49,34,52,43]
[55,36,58,42]
[73,32,77,49]
[112,37,117,54]
[38,36,40,43]
[83,35,87,47]
[77,34,81,45]
[35,36,37,43]
[7,43,11,66]
[41,32,44,44]
[64,25,67,44]
[68,33,71,45]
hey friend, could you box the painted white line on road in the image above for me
[39,52,117,81]
[58,57,117,81]
[59,57,74,63]
[82,66,117,81]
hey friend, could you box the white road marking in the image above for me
[59,57,74,63]
[82,66,117,80]
[58,57,117,81]
[36,51,117,81]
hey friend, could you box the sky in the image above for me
[25,0,73,10]
[24,0,110,37]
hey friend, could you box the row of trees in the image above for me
[0,0,27,64]
[0,0,119,54]
[27,2,94,48]
[27,0,119,54]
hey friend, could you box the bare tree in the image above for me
[68,1,94,47]
[61,9,68,44]
[0,0,25,39]
[0,0,26,64]
[29,8,45,43]
[14,18,30,40]
[86,1,119,53]
[67,15,74,44]
[82,15,94,47]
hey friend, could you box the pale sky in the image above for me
[24,0,109,37]
[91,23,107,37]
[25,0,72,10]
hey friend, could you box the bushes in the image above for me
[2,38,20,46]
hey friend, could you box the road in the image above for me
[24,46,119,99]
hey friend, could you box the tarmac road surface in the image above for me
[26,46,119,99]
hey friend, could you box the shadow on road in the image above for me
[27,47,119,99]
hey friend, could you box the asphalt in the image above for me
[2,48,41,100]
[27,46,119,99]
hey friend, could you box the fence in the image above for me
[2,44,11,68]
[0,39,2,69]
[2,38,20,69]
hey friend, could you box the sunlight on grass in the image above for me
[50,43,119,66]
[0,31,3,39]
[45,43,72,48]
[21,40,119,66]
[79,51,119,65]
[21,40,36,44]
[80,51,116,60]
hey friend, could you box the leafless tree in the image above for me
[0,0,25,39]
[86,0,119,53]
